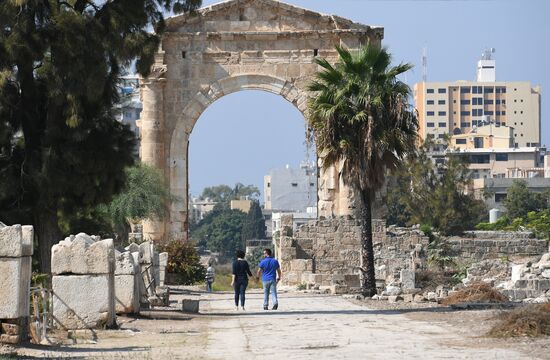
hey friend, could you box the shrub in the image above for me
[246,246,272,270]
[489,303,550,337]
[158,240,206,285]
[441,282,508,306]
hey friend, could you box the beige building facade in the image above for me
[415,81,541,148]
[138,0,383,241]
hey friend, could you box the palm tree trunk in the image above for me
[360,190,377,297]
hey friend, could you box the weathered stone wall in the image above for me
[282,218,548,294]
[0,223,33,344]
[447,231,548,263]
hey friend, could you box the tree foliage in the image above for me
[199,183,260,203]
[387,140,487,235]
[107,164,171,226]
[504,180,549,220]
[157,240,206,285]
[241,200,266,241]
[0,0,201,271]
[307,44,418,296]
[190,204,247,259]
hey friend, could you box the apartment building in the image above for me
[264,163,317,212]
[414,52,541,148]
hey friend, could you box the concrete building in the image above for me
[117,75,142,139]
[448,146,546,180]
[415,50,541,148]
[189,198,217,224]
[230,199,252,213]
[271,207,317,235]
[264,163,317,212]
[472,177,550,211]
[450,123,514,150]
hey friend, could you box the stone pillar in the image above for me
[139,77,167,242]
[0,224,33,344]
[114,250,140,314]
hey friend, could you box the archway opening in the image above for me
[187,90,317,256]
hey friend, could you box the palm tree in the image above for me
[307,44,418,296]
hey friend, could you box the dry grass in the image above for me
[211,264,262,292]
[441,282,508,306]
[488,303,550,338]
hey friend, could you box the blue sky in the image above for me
[188,0,550,200]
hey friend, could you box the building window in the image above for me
[484,87,494,94]
[502,100,506,104]
[427,100,434,105]
[474,137,484,148]
[267,182,271,188]
[438,122,446,127]
[310,183,315,187]
[472,86,482,94]
[496,100,501,105]
[438,134,445,139]
[472,97,483,105]
[495,193,507,203]
[438,111,446,116]
[485,111,494,116]
[427,122,435,127]
[461,111,470,116]
[472,109,482,116]
[438,100,446,105]
[291,183,298,187]
[461,99,471,105]
[460,87,471,94]
[438,88,447,94]
[469,154,490,164]
[427,111,435,116]
[495,153,508,161]
[427,88,434,94]
[455,139,467,144]
[460,122,471,127]
[496,111,501,116]
[485,99,494,105]
[496,87,506,94]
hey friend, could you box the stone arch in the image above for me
[167,74,309,238]
[138,0,383,241]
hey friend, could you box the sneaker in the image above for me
[263,305,268,310]
[272,304,278,310]
[241,306,245,311]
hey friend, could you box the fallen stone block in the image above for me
[1,323,20,336]
[0,224,33,257]
[52,274,114,330]
[388,295,404,303]
[181,299,200,313]
[0,257,32,319]
[115,274,139,314]
[413,294,426,303]
[330,284,349,295]
[0,334,20,344]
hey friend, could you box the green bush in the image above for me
[158,240,206,285]
[246,246,272,270]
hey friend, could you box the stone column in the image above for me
[139,77,167,241]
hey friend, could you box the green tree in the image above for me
[0,0,202,272]
[387,140,487,234]
[308,44,418,296]
[200,183,260,203]
[190,204,247,259]
[106,164,172,242]
[241,200,266,241]
[504,180,549,220]
[157,240,206,285]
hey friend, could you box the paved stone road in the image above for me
[199,290,531,360]
[6,288,540,359]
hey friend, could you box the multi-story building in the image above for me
[414,50,541,148]
[189,198,217,224]
[263,163,317,212]
[117,75,142,139]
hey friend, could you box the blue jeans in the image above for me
[234,280,248,307]
[206,281,213,293]
[263,280,278,307]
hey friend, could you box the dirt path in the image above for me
[3,288,544,359]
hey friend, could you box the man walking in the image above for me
[205,264,215,293]
[256,248,281,310]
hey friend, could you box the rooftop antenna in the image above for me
[422,46,428,83]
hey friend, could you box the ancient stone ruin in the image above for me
[51,233,117,330]
[0,223,33,344]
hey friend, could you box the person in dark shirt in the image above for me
[231,250,253,311]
